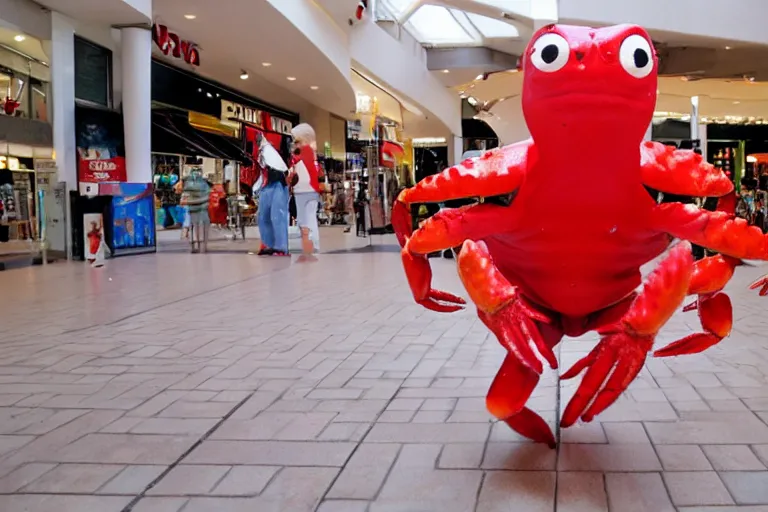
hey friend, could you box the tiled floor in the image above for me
[1,232,768,511]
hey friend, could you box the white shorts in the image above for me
[294,192,319,230]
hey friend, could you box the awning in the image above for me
[151,109,253,165]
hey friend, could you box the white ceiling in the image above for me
[0,26,49,62]
[152,0,356,119]
[35,0,151,26]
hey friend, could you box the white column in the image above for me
[48,12,77,257]
[698,123,708,159]
[49,13,77,191]
[643,122,653,141]
[690,96,700,141]
[121,27,152,183]
[450,135,463,166]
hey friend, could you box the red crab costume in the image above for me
[392,24,768,448]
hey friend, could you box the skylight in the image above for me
[406,5,475,44]
[466,13,520,38]
[379,0,419,17]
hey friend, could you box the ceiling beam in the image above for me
[426,46,518,71]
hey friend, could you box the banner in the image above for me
[79,157,127,184]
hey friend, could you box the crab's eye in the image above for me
[529,33,569,73]
[619,34,654,79]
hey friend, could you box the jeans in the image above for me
[294,191,320,250]
[258,182,289,252]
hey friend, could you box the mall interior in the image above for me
[3,0,768,510]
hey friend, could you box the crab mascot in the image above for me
[254,133,290,256]
[392,24,768,448]
[288,123,323,256]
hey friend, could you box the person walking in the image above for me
[183,169,211,253]
[288,123,323,256]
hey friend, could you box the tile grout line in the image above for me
[62,266,289,335]
[553,342,563,512]
[641,364,676,508]
[313,392,401,511]
[119,389,261,512]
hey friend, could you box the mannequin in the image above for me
[288,124,322,255]
[254,133,290,256]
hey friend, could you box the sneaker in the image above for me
[271,251,290,257]
[257,248,273,256]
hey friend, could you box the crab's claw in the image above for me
[392,200,465,313]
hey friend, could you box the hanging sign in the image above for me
[152,24,200,66]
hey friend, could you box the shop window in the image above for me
[75,36,112,108]
[0,65,30,118]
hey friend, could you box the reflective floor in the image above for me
[0,232,767,511]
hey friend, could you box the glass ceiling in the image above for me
[379,0,521,46]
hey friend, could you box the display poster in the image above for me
[75,105,126,194]
[83,213,105,263]
[99,183,156,255]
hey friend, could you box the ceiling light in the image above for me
[467,96,478,106]
[262,62,272,67]
[442,69,450,74]
[310,85,319,90]
[287,76,296,81]
[206,92,213,98]
[240,71,249,80]
[734,101,741,104]
[475,74,484,81]
[13,35,25,42]
[184,14,196,20]
[725,46,732,50]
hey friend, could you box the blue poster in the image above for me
[101,183,156,255]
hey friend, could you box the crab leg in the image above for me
[396,140,531,208]
[654,204,767,259]
[561,242,694,427]
[396,204,511,313]
[653,203,768,297]
[640,141,733,197]
[457,240,560,447]
[654,255,739,357]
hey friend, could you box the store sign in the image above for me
[220,99,293,135]
[79,157,127,184]
[34,159,58,172]
[152,24,200,66]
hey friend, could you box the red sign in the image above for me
[153,24,200,66]
[79,157,127,184]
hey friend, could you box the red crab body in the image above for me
[393,23,768,447]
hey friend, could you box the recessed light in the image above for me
[475,74,484,80]
[240,71,249,80]
[206,92,213,98]
[184,14,196,20]
[725,46,732,50]
[14,35,25,42]
[262,62,272,67]
[310,85,319,90]
[442,69,450,74]
[287,76,296,81]
[734,101,741,104]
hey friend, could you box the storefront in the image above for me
[345,70,408,233]
[150,59,298,231]
[0,29,55,259]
